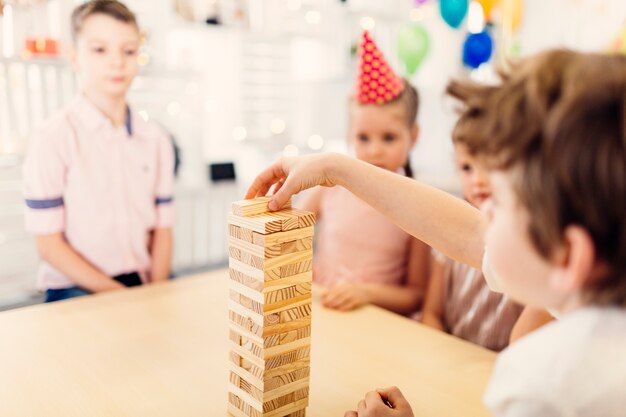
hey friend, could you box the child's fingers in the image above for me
[343,411,358,417]
[269,176,299,211]
[245,161,286,199]
[323,288,352,309]
[377,386,410,409]
[364,390,384,407]
[272,178,286,195]
[357,399,367,413]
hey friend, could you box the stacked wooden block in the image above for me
[227,196,315,417]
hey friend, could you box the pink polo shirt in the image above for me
[312,186,411,287]
[23,94,174,290]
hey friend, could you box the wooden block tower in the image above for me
[227,196,315,417]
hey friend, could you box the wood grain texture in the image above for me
[252,226,314,246]
[232,197,292,217]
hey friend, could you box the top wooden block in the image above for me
[232,197,293,217]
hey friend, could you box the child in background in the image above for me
[298,31,430,314]
[248,50,626,416]
[23,0,174,302]
[421,142,523,351]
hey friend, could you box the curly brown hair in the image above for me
[447,50,626,306]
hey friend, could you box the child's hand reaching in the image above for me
[344,387,414,417]
[246,154,345,210]
[322,280,370,311]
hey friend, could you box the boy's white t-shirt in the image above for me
[484,306,626,417]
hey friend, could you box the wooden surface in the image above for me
[0,270,496,417]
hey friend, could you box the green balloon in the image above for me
[397,25,430,75]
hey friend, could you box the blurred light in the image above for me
[287,0,302,11]
[167,101,181,116]
[359,16,375,30]
[270,118,286,134]
[468,1,486,34]
[232,126,247,141]
[204,99,218,113]
[283,144,299,157]
[185,82,199,95]
[137,52,150,66]
[410,8,425,22]
[138,110,150,121]
[307,134,324,150]
[305,10,321,25]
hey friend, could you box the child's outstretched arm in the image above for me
[247,154,486,270]
[36,233,125,292]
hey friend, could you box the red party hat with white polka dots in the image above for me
[355,30,404,104]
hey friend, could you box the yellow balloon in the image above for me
[501,0,523,31]
[477,0,499,20]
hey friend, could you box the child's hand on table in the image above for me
[344,387,414,417]
[322,280,370,311]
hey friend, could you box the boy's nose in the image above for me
[369,143,384,157]
[472,168,489,185]
[110,52,125,68]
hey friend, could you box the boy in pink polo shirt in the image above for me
[23,0,174,302]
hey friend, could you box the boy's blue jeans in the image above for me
[44,286,91,303]
[44,272,143,303]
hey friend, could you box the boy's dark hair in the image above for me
[71,0,138,42]
[447,50,626,306]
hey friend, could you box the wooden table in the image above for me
[0,270,496,416]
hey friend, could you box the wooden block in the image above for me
[263,388,309,413]
[263,271,312,292]
[231,371,264,402]
[280,208,316,228]
[253,226,314,246]
[264,315,312,338]
[228,389,308,417]
[228,213,283,235]
[228,211,302,235]
[228,200,313,417]
[264,326,311,348]
[265,346,310,371]
[277,260,313,279]
[265,284,312,305]
[264,367,310,391]
[230,290,264,314]
[230,236,312,260]
[229,268,264,292]
[229,309,262,338]
[232,196,292,217]
[279,237,313,255]
[240,250,313,273]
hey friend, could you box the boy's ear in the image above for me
[410,124,419,146]
[548,225,596,295]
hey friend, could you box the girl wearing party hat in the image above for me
[297,31,430,315]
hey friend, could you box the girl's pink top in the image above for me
[312,186,411,287]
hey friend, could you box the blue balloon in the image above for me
[440,0,468,29]
[462,31,493,68]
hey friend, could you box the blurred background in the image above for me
[0,0,624,308]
